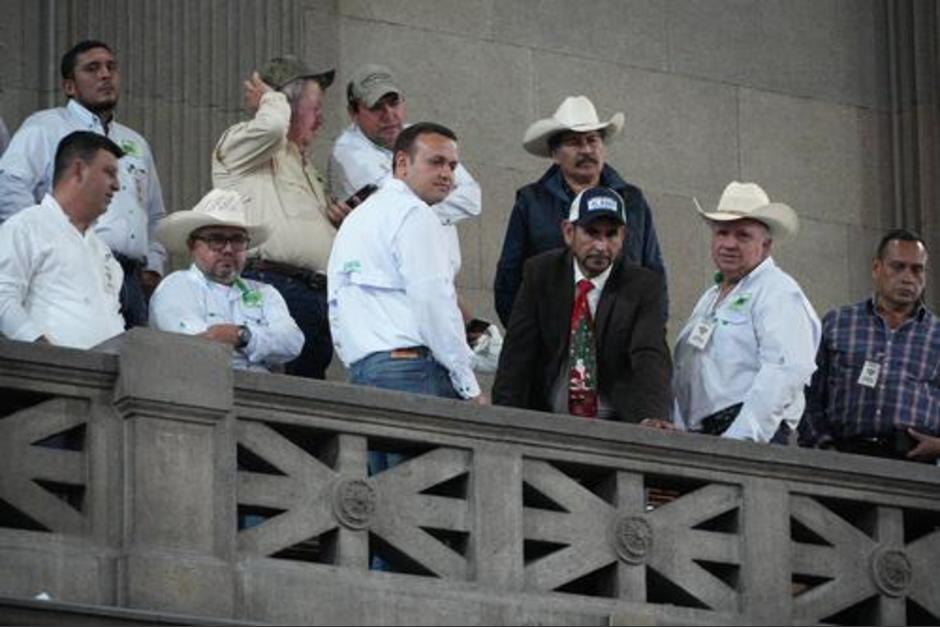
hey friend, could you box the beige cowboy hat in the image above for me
[694,181,799,238]
[522,95,625,158]
[155,189,271,256]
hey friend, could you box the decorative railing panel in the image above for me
[1,329,939,626]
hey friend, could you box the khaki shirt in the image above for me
[212,92,335,272]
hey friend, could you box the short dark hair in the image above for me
[391,122,457,173]
[547,128,607,154]
[61,40,112,80]
[53,131,124,186]
[876,228,928,258]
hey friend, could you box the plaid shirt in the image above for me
[799,298,940,447]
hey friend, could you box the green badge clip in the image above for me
[235,279,263,308]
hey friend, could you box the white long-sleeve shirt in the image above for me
[0,194,125,348]
[328,122,481,274]
[149,265,304,373]
[327,178,480,398]
[672,257,821,442]
[0,99,167,274]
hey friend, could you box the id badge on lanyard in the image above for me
[688,316,717,350]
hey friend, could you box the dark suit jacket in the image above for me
[492,249,672,422]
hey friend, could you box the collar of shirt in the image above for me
[42,193,95,240]
[867,294,929,324]
[66,99,109,134]
[350,122,393,157]
[572,258,612,317]
[187,264,243,303]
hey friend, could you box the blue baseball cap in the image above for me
[567,187,626,226]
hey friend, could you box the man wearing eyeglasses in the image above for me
[149,189,304,372]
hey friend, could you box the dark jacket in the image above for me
[492,249,672,422]
[493,163,667,327]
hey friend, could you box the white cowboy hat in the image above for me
[694,181,799,238]
[522,95,625,158]
[155,189,271,256]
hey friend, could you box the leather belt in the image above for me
[698,403,744,436]
[389,347,429,359]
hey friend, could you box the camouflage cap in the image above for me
[258,55,335,91]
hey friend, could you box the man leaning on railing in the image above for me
[799,229,940,464]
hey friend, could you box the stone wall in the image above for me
[0,0,936,354]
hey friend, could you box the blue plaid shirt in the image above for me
[799,298,940,447]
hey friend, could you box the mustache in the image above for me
[576,155,599,167]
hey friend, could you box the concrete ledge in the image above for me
[0,596,258,626]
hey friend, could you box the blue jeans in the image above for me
[115,254,148,329]
[241,268,333,379]
[350,349,458,475]
[350,348,458,571]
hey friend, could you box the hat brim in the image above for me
[155,213,271,257]
[306,69,335,89]
[361,83,402,108]
[522,112,625,158]
[694,198,799,239]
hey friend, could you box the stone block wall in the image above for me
[0,0,936,357]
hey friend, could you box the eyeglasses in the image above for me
[194,234,251,252]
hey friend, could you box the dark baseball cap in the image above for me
[259,55,335,91]
[567,187,626,226]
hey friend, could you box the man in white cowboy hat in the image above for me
[149,189,304,373]
[494,95,666,327]
[669,181,820,443]
[212,55,339,380]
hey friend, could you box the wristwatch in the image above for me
[236,325,252,351]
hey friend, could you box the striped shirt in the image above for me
[799,298,940,447]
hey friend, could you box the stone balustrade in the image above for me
[1,329,938,625]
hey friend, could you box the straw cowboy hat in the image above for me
[694,181,799,238]
[155,189,271,256]
[522,95,625,158]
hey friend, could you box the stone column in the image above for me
[111,328,237,618]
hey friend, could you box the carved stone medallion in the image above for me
[870,547,913,597]
[611,515,653,564]
[332,478,377,530]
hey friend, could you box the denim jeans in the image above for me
[350,349,458,476]
[116,254,148,329]
[350,348,458,571]
[241,268,333,379]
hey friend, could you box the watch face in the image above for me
[238,326,251,349]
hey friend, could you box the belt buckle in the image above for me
[390,349,420,359]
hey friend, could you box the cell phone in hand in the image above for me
[465,318,491,335]
[344,183,379,209]
[892,429,918,456]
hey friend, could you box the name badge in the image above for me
[858,360,881,388]
[688,319,716,351]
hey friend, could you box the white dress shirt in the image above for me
[0,194,125,348]
[327,178,480,399]
[0,99,167,273]
[549,260,615,418]
[328,122,482,275]
[672,257,821,442]
[149,265,304,373]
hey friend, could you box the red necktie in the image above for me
[568,278,598,417]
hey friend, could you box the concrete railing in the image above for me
[1,329,938,626]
